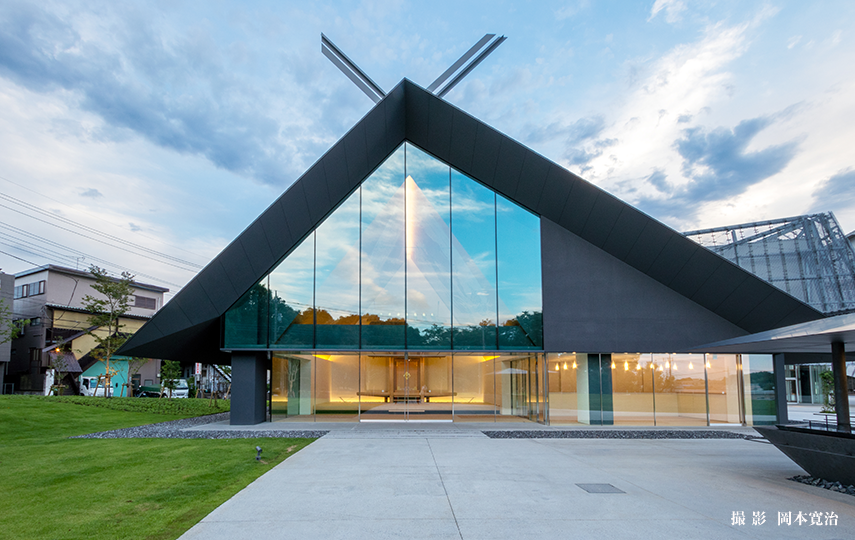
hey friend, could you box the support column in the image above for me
[231,352,267,425]
[773,353,788,425]
[831,342,850,431]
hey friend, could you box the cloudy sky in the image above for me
[1,0,854,299]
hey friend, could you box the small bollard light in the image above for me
[256,446,263,461]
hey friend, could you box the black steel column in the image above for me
[231,352,267,425]
[831,341,850,431]
[773,353,788,425]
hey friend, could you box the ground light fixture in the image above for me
[256,447,262,461]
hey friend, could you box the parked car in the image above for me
[79,377,118,397]
[136,378,190,398]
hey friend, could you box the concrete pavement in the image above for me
[178,426,854,540]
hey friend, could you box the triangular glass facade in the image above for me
[224,143,542,350]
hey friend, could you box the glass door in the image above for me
[359,353,453,421]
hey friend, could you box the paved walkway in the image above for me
[178,424,854,540]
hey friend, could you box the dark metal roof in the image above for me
[119,79,823,362]
[694,312,855,354]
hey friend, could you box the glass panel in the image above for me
[315,191,361,349]
[269,236,315,348]
[223,278,269,348]
[453,354,498,421]
[361,146,406,349]
[546,353,579,424]
[741,354,776,425]
[706,354,741,424]
[405,145,451,349]
[611,353,654,426]
[421,355,453,420]
[358,355,393,417]
[312,353,359,421]
[451,171,497,349]
[496,194,542,349]
[271,352,314,420]
[651,354,707,426]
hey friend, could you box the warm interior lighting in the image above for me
[572,361,577,369]
[555,363,560,371]
[665,361,670,369]
[563,362,568,370]
[482,355,499,361]
[706,360,712,369]
[689,362,694,370]
[611,360,616,369]
[624,361,629,371]
[658,365,664,371]
[635,364,641,371]
[312,354,331,360]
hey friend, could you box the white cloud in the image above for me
[648,0,686,24]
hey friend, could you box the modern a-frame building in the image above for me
[120,79,824,426]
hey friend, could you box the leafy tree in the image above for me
[160,359,181,399]
[81,266,134,398]
[820,370,835,413]
[0,299,27,345]
[48,341,69,396]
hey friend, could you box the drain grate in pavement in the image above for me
[576,483,625,494]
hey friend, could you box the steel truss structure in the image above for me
[684,213,855,315]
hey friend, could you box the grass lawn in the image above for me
[0,396,314,540]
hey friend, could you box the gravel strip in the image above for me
[482,430,752,439]
[789,475,855,497]
[72,413,328,439]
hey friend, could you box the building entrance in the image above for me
[270,352,543,423]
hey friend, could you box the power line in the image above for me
[0,192,203,271]
[0,173,210,262]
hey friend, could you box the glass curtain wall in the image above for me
[224,142,542,351]
[547,353,772,426]
[271,352,544,423]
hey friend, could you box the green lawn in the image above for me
[0,396,314,540]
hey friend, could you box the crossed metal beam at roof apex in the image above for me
[321,33,506,103]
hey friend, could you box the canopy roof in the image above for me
[119,79,822,363]
[695,312,855,354]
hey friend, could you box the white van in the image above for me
[79,377,116,397]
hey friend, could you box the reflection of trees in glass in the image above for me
[499,310,543,348]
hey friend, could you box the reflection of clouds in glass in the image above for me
[269,235,313,305]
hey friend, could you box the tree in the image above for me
[0,299,27,345]
[49,347,69,396]
[160,359,181,399]
[81,266,134,398]
[123,357,150,397]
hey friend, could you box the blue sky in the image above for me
[1,0,854,298]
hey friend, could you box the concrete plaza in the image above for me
[178,423,854,540]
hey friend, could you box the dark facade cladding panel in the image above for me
[601,207,648,261]
[299,165,332,224]
[343,123,370,189]
[774,303,825,329]
[195,260,239,313]
[172,278,220,326]
[216,241,260,303]
[426,95,454,164]
[448,109,479,172]
[645,237,698,286]
[513,153,551,212]
[126,319,226,364]
[363,102,389,167]
[279,182,313,239]
[384,83,406,145]
[713,279,773,323]
[578,192,624,249]
[491,138,527,200]
[405,82,430,148]
[257,201,293,260]
[558,180,598,235]
[540,218,746,352]
[668,250,723,299]
[690,263,749,312]
[238,220,276,277]
[469,125,503,189]
[122,314,165,352]
[623,220,673,273]
[321,142,350,202]
[142,301,194,341]
[536,165,577,222]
